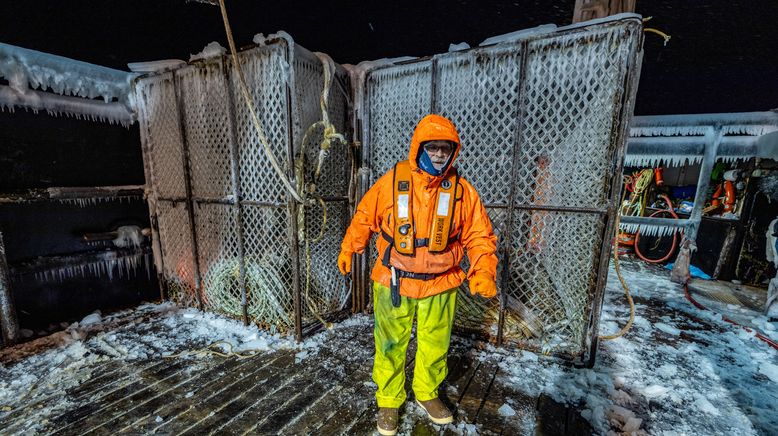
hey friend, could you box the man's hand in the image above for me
[469,273,497,298]
[337,251,352,275]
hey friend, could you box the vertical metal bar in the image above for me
[687,127,723,242]
[222,57,250,326]
[430,57,438,115]
[496,40,531,348]
[283,43,303,342]
[669,126,723,283]
[358,72,373,312]
[173,71,205,311]
[0,231,19,347]
[586,27,644,367]
[135,78,169,301]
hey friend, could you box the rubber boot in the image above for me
[377,407,399,435]
[416,397,453,424]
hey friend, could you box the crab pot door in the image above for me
[361,16,643,363]
[135,37,351,335]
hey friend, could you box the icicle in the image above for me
[619,222,682,237]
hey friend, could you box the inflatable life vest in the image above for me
[381,161,463,306]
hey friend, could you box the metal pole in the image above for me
[223,57,250,326]
[0,231,19,347]
[497,40,531,348]
[586,26,644,367]
[283,44,303,342]
[671,127,723,284]
[173,71,205,310]
[135,78,169,301]
[430,57,438,115]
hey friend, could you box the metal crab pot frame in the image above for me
[355,16,644,364]
[136,15,643,365]
[135,36,352,340]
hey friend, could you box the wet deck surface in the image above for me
[0,317,590,435]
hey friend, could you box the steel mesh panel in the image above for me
[242,204,295,329]
[155,201,197,307]
[177,62,234,200]
[136,74,186,199]
[194,203,242,317]
[299,200,350,319]
[454,207,507,335]
[502,210,604,355]
[367,61,432,180]
[232,46,290,203]
[513,27,633,208]
[436,47,522,205]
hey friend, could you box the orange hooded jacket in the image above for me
[340,114,498,299]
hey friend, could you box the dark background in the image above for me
[1,0,777,331]
[2,0,777,115]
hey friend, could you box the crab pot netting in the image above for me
[363,18,642,360]
[136,39,351,331]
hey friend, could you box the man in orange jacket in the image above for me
[338,114,498,435]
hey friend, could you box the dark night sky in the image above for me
[1,0,777,115]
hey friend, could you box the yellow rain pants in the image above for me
[372,281,457,408]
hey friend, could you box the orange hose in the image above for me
[634,194,680,263]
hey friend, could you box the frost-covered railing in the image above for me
[0,43,136,126]
[135,34,351,338]
[621,111,778,239]
[354,15,643,364]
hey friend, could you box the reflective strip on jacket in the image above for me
[340,114,498,299]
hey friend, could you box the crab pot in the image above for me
[357,16,643,364]
[135,36,351,336]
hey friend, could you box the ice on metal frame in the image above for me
[57,197,139,207]
[448,42,470,52]
[33,252,151,283]
[0,43,136,104]
[619,222,682,237]
[0,85,134,126]
[189,41,227,62]
[630,112,778,137]
[127,59,186,73]
[478,13,640,47]
[113,226,144,248]
[623,154,704,168]
[479,24,558,46]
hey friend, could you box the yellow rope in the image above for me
[600,182,636,340]
[642,16,672,46]
[217,1,344,331]
[644,28,672,46]
[217,0,304,203]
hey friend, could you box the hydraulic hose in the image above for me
[634,194,680,264]
[683,284,778,351]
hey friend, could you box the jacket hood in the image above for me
[409,114,461,176]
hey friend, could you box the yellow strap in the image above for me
[393,161,414,255]
[429,170,458,252]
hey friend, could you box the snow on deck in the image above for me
[0,260,776,435]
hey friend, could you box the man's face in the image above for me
[423,140,455,170]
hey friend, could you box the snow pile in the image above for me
[481,260,778,435]
[189,42,227,61]
[0,302,302,431]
